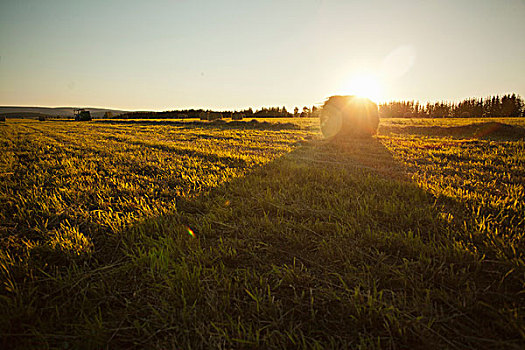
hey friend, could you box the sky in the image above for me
[1,0,524,111]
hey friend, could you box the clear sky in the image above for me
[1,0,524,111]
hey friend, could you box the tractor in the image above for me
[74,109,92,121]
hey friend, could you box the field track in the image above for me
[1,118,524,349]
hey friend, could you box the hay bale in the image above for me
[320,95,379,139]
[38,116,47,121]
[232,113,244,121]
[0,116,6,122]
[199,111,222,121]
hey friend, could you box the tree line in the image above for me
[379,94,524,118]
[114,94,524,120]
[116,106,322,119]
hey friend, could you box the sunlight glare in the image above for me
[342,74,383,102]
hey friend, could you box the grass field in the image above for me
[1,117,524,349]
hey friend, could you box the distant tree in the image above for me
[501,94,523,117]
[301,106,310,118]
[379,101,417,118]
[293,107,299,118]
[103,111,113,119]
[311,106,319,118]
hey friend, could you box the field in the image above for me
[1,117,524,349]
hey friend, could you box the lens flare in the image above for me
[186,226,195,237]
[381,45,416,80]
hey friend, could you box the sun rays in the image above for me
[340,73,383,102]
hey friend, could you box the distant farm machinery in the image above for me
[74,109,92,121]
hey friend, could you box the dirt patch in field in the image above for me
[380,122,525,140]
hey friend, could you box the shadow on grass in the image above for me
[3,137,522,349]
[103,137,521,348]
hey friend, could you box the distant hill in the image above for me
[0,106,130,119]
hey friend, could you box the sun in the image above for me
[341,73,383,102]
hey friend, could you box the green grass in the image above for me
[1,118,524,349]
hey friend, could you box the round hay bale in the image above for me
[320,95,379,139]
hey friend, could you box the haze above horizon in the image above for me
[1,0,524,111]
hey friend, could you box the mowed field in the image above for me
[1,118,524,349]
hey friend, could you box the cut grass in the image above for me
[1,118,524,349]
